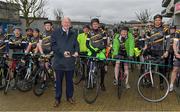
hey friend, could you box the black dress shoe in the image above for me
[53,100,60,107]
[67,98,75,104]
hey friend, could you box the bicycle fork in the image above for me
[88,61,95,88]
[149,63,154,87]
[24,61,33,80]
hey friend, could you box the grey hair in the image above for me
[62,16,71,22]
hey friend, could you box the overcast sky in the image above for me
[0,0,164,24]
[46,0,163,24]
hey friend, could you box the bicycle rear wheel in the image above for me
[73,62,84,85]
[83,69,100,104]
[16,67,33,92]
[0,68,6,89]
[4,70,15,95]
[117,76,125,99]
[33,70,46,96]
[137,71,169,102]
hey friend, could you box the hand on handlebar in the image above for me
[64,51,71,58]
[162,51,169,58]
[175,54,180,59]
[72,52,79,58]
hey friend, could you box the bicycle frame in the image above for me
[145,57,162,87]
[37,56,53,82]
[23,57,34,80]
[148,61,154,87]
[87,60,96,88]
[119,62,126,81]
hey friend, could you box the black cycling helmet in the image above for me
[170,25,176,29]
[13,27,22,31]
[33,28,40,33]
[25,28,33,32]
[133,27,139,31]
[113,27,118,33]
[91,18,100,25]
[44,21,53,26]
[83,24,90,29]
[154,14,163,20]
[120,26,129,32]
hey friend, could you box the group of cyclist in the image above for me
[77,14,180,92]
[0,21,53,58]
[0,14,180,97]
[0,21,54,92]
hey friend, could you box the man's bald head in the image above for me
[61,17,72,31]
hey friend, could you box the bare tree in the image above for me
[36,7,47,18]
[53,8,64,21]
[6,0,47,27]
[135,9,151,24]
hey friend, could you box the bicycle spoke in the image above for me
[138,72,169,102]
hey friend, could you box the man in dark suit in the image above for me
[51,17,79,107]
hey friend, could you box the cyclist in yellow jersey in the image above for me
[77,24,90,55]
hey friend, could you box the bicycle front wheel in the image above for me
[117,79,123,99]
[83,69,100,104]
[137,71,169,102]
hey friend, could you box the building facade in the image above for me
[162,0,180,28]
[20,17,49,33]
[0,1,20,32]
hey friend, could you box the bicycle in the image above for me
[83,57,101,104]
[16,53,37,92]
[4,55,23,94]
[116,58,127,99]
[33,54,55,96]
[0,53,8,89]
[73,56,87,85]
[4,41,28,94]
[137,56,169,102]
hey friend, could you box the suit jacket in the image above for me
[51,27,79,71]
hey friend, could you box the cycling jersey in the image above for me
[147,26,168,57]
[8,35,27,59]
[77,32,88,53]
[29,36,40,50]
[9,35,27,51]
[86,29,107,59]
[0,34,8,53]
[87,29,107,50]
[41,31,52,54]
